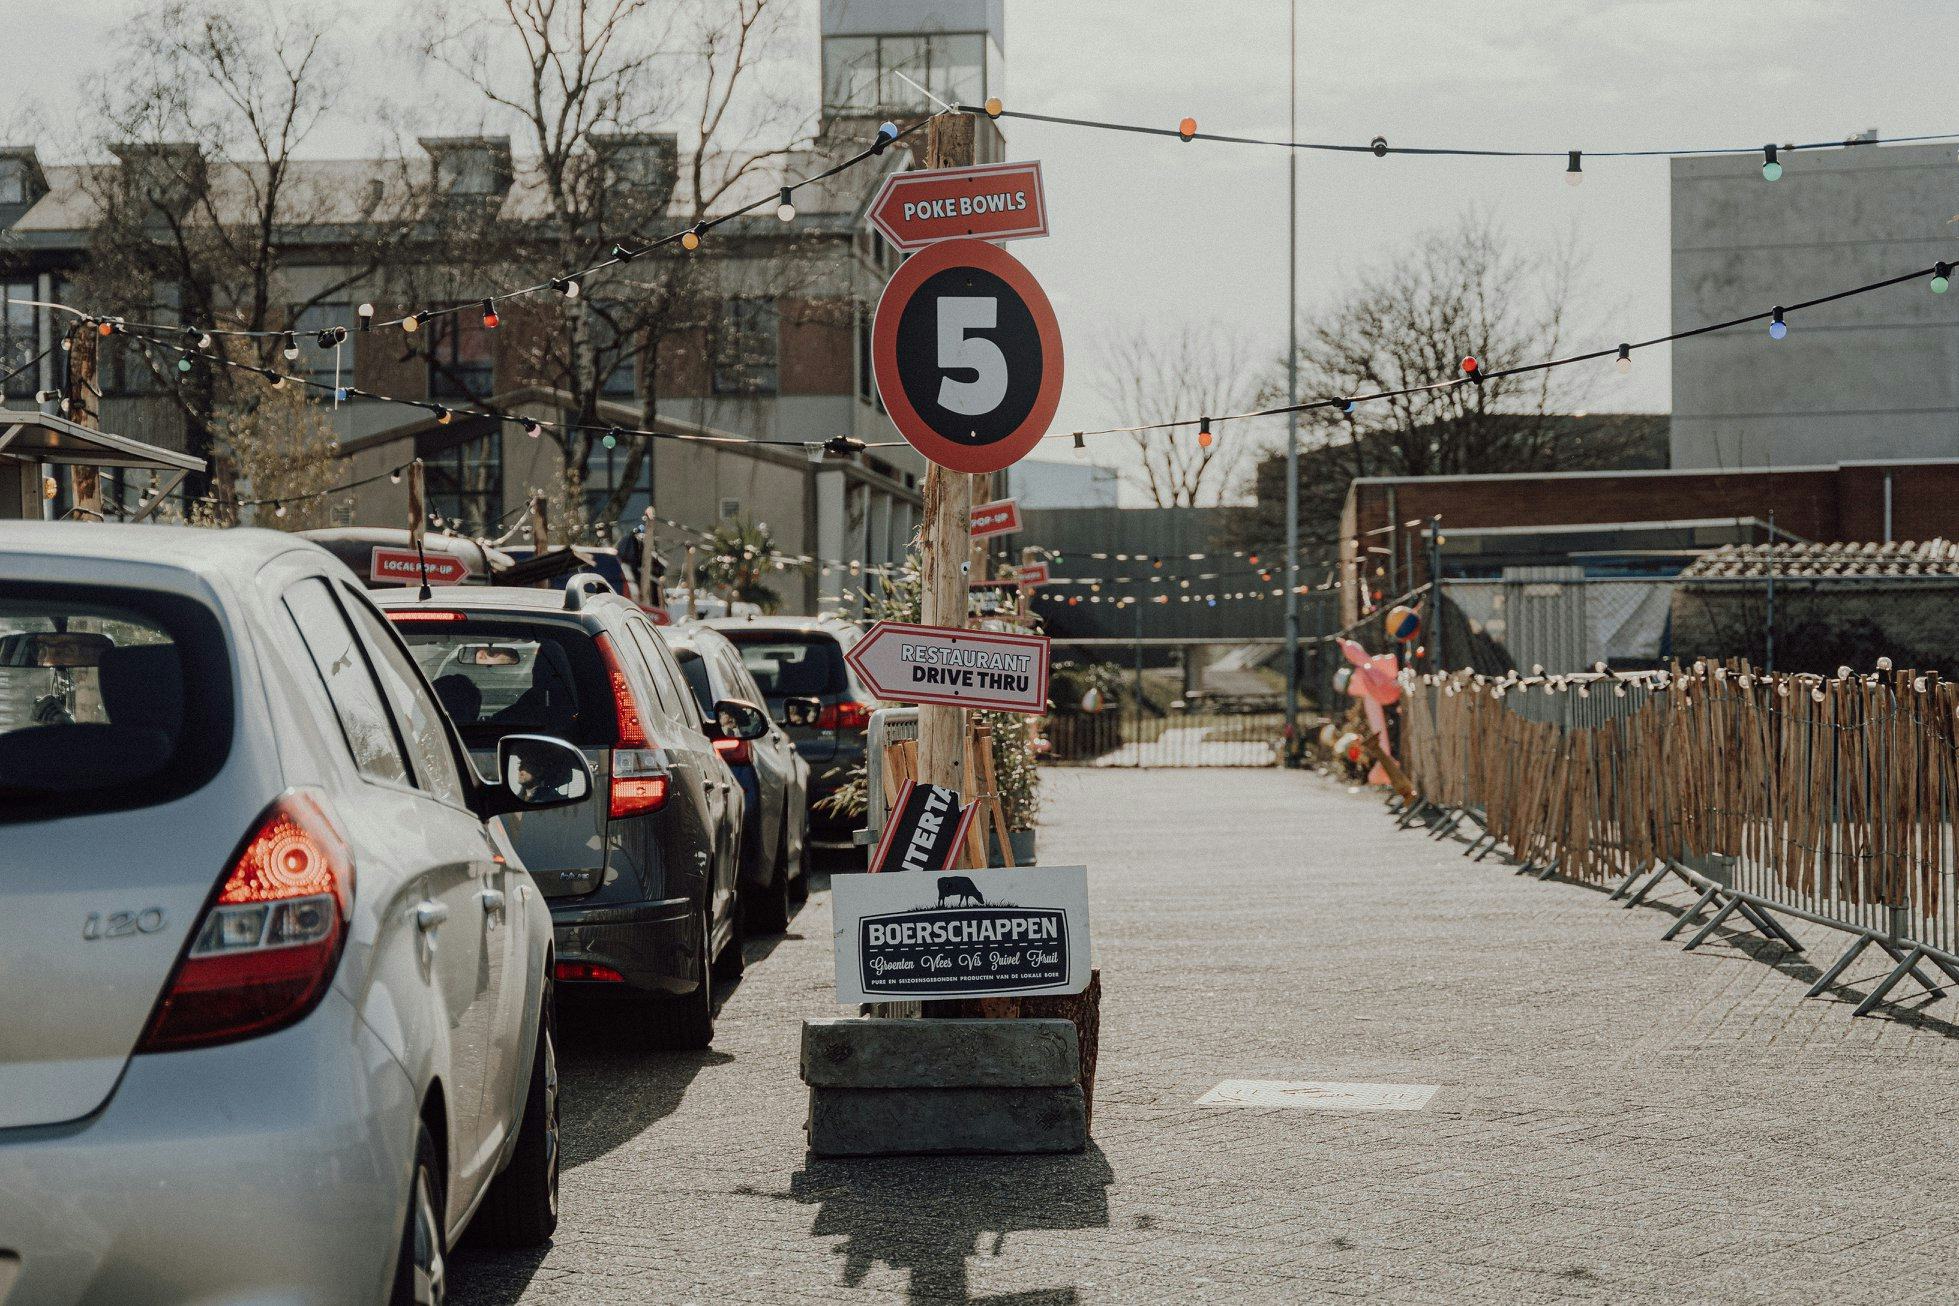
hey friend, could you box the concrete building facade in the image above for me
[1671,140,1959,470]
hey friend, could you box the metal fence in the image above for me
[1399,662,1959,1018]
[1043,638,1284,768]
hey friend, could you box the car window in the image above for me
[625,619,702,732]
[674,648,718,719]
[722,634,847,698]
[284,578,411,786]
[343,591,467,807]
[0,582,233,823]
[716,648,760,704]
[392,615,613,747]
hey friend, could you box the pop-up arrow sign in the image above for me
[845,620,1051,715]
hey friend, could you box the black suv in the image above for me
[706,615,874,845]
[382,577,766,1048]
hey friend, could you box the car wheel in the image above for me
[471,981,560,1247]
[390,1121,446,1305]
[747,818,793,935]
[646,908,714,1050]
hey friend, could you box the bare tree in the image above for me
[1095,320,1263,507]
[419,0,820,530]
[72,0,411,501]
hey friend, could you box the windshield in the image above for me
[0,583,231,821]
[394,617,613,746]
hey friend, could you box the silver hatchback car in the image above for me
[0,524,587,1305]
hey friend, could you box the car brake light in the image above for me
[385,610,468,623]
[712,737,752,765]
[595,636,672,817]
[817,701,873,732]
[593,634,650,747]
[555,960,625,983]
[138,792,353,1053]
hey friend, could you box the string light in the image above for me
[874,121,900,152]
[402,312,422,335]
[1178,117,1197,142]
[1933,262,1951,294]
[1564,150,1583,186]
[1460,355,1480,381]
[776,187,796,222]
[681,225,702,252]
[481,300,499,329]
[1072,431,1087,460]
[610,243,638,263]
[389,469,402,484]
[522,419,541,438]
[552,275,580,300]
[1616,343,1632,374]
[1197,416,1214,449]
[176,356,191,373]
[281,332,298,361]
[1762,143,1782,181]
[984,97,1003,119]
[357,302,374,330]
[432,404,451,424]
[96,319,114,337]
[602,428,619,449]
[317,326,346,348]
[1769,306,1787,339]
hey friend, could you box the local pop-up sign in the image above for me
[370,547,470,587]
[832,865,1092,1005]
[969,498,1022,539]
[845,620,1050,715]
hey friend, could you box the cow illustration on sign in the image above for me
[936,875,986,907]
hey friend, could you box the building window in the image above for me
[423,429,501,535]
[293,303,356,389]
[712,297,778,397]
[822,33,985,114]
[428,309,494,400]
[1,281,36,398]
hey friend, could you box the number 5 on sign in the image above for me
[937,297,1008,415]
[872,238,1064,475]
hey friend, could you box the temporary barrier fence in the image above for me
[1396,660,1959,1019]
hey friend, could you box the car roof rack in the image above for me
[563,572,613,611]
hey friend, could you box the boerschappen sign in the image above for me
[831,865,1092,1005]
[844,620,1050,715]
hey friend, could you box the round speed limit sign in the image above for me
[871,238,1064,475]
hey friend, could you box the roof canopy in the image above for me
[0,411,205,473]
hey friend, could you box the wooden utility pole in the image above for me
[66,324,102,520]
[529,492,552,554]
[914,113,978,794]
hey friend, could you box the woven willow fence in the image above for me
[1400,662,1959,958]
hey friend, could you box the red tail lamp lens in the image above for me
[711,736,752,765]
[817,701,873,732]
[555,961,625,983]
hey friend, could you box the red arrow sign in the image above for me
[869,162,1049,251]
[1016,561,1050,589]
[845,620,1051,715]
[370,546,471,587]
[969,498,1021,539]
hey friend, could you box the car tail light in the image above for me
[817,701,873,732]
[595,635,671,817]
[384,610,468,623]
[555,960,624,983]
[712,737,752,766]
[138,792,353,1053]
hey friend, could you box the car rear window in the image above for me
[722,633,848,698]
[392,615,614,746]
[0,582,232,822]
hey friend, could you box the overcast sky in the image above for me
[6,0,1955,503]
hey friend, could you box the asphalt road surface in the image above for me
[449,767,1959,1304]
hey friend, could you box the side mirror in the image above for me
[485,733,594,816]
[714,698,770,741]
[781,696,822,728]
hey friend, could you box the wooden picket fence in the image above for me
[1400,662,1959,952]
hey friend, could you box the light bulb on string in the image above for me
[432,405,451,425]
[984,97,1003,119]
[1564,150,1583,186]
[177,355,192,373]
[1072,431,1087,461]
[281,332,298,361]
[481,300,499,329]
[1761,143,1782,181]
[357,303,374,330]
[610,243,637,263]
[1932,262,1951,294]
[1615,343,1632,374]
[1177,117,1197,142]
[776,187,796,222]
[522,419,541,439]
[1460,355,1480,381]
[551,275,580,300]
[602,428,620,449]
[1769,307,1787,340]
[402,312,421,335]
[1197,417,1214,449]
[97,319,114,337]
[681,225,703,252]
[389,468,402,484]
[273,502,286,518]
[874,121,900,152]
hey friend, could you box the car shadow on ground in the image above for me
[736,1144,1114,1304]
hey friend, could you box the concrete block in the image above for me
[800,1018,1078,1089]
[807,1086,1087,1156]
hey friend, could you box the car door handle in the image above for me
[480,888,507,917]
[415,901,450,932]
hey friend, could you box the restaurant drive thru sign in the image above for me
[871,238,1064,475]
[845,620,1050,715]
[370,547,470,587]
[831,865,1092,1005]
[969,497,1021,539]
[868,161,1049,251]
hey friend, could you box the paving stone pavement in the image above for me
[448,768,1959,1304]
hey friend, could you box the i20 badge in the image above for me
[84,909,167,940]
